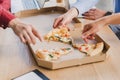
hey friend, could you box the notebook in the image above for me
[11,0,46,13]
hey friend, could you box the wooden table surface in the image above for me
[1,0,120,80]
[0,18,120,80]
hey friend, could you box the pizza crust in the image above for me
[87,42,104,56]
[36,48,72,61]
[73,42,104,56]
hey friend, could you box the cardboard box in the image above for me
[16,7,110,69]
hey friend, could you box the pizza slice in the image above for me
[87,42,104,56]
[36,48,72,61]
[36,49,59,61]
[44,27,72,44]
[72,42,104,56]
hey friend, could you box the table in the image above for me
[1,1,120,80]
[0,18,120,80]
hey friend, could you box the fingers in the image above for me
[23,31,32,44]
[82,34,94,43]
[82,31,92,39]
[89,9,96,11]
[82,25,96,43]
[59,17,68,26]
[86,34,95,40]
[82,9,96,20]
[53,16,63,28]
[83,38,89,43]
[53,18,67,28]
[32,26,42,42]
[19,34,26,43]
[12,21,43,44]
[82,34,95,43]
[53,14,71,28]
[82,25,90,33]
[21,26,36,44]
[23,26,42,44]
[83,12,93,16]
[90,34,96,39]
[27,29,36,45]
[83,9,96,16]
[19,25,42,44]
[83,13,96,20]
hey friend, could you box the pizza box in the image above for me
[15,7,110,69]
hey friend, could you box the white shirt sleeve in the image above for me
[71,0,99,17]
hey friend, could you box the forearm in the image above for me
[65,8,78,18]
[98,13,120,26]
[71,0,99,16]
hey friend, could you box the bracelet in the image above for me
[104,11,113,16]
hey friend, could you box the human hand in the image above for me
[9,18,42,44]
[83,8,106,20]
[82,20,105,43]
[53,8,78,28]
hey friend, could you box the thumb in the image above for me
[32,26,42,42]
[82,29,94,39]
[59,18,68,27]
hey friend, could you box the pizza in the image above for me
[72,42,104,56]
[43,27,104,57]
[44,27,72,44]
[36,48,72,61]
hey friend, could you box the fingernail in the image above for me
[33,43,35,45]
[81,35,85,38]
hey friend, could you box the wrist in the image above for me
[96,17,109,26]
[67,8,78,18]
[8,18,21,28]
